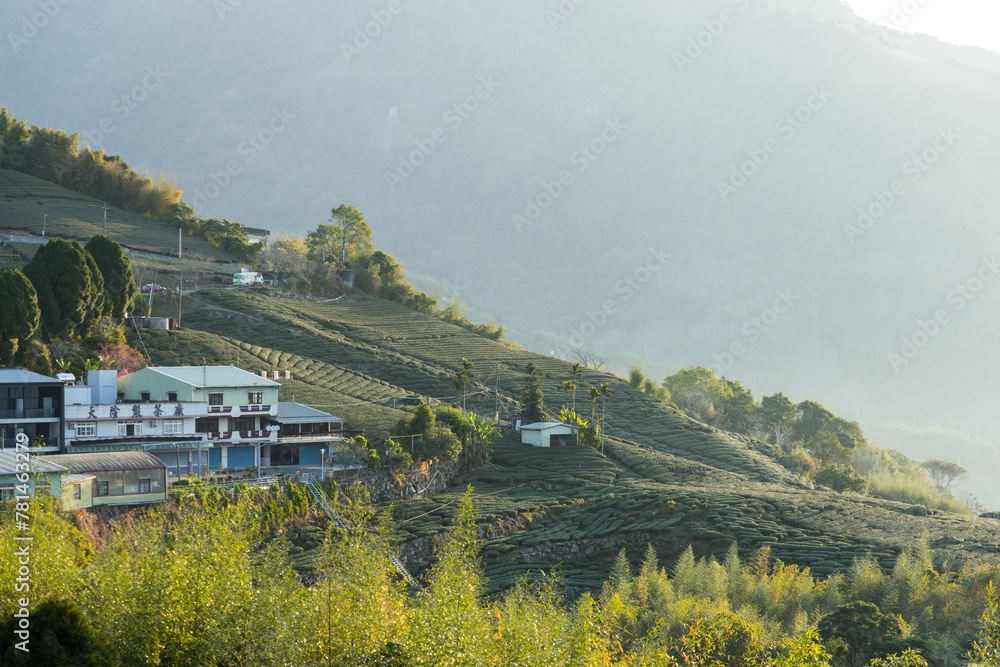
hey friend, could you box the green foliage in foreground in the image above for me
[2,493,1000,666]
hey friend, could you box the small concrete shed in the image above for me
[520,421,581,448]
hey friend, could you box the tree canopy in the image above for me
[85,234,138,322]
[306,204,373,265]
[23,238,105,339]
[0,269,40,365]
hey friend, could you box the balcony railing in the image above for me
[207,406,233,414]
[240,404,271,413]
[207,430,273,441]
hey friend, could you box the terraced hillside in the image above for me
[140,289,1000,590]
[0,169,233,260]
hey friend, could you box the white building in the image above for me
[519,421,581,448]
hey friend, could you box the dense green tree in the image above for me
[521,362,546,424]
[760,392,796,431]
[306,204,373,265]
[23,238,105,339]
[815,464,868,493]
[662,366,732,423]
[0,596,114,666]
[0,269,40,365]
[818,601,905,665]
[85,234,138,321]
[719,378,757,433]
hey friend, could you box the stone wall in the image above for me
[330,458,460,503]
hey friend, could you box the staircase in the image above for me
[300,473,419,588]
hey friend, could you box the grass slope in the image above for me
[137,289,1000,591]
[0,169,233,260]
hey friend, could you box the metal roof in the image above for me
[276,402,343,424]
[0,450,69,475]
[139,366,281,388]
[40,451,168,473]
[0,369,63,385]
[520,421,582,431]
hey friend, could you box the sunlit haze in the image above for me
[846,0,1000,53]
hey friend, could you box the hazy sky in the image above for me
[846,0,1000,53]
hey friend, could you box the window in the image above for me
[0,486,14,502]
[73,484,81,500]
[140,392,150,402]
[163,419,183,434]
[74,422,96,437]
[96,481,109,497]
[139,478,151,493]
[248,391,263,405]
[195,417,219,433]
[117,421,142,437]
[124,471,140,494]
[167,392,177,402]
[208,393,224,406]
[231,417,254,432]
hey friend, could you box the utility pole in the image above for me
[495,364,500,421]
[177,270,183,328]
[178,228,182,258]
[42,214,46,237]
[103,203,107,235]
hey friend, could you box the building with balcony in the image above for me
[266,402,344,466]
[117,366,280,474]
[0,368,65,453]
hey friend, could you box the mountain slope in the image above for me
[137,289,1000,590]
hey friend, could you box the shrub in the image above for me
[815,464,868,493]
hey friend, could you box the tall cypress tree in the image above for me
[23,238,104,339]
[521,362,546,424]
[0,269,40,365]
[85,234,138,322]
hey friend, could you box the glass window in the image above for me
[139,478,151,493]
[117,421,141,436]
[75,423,96,437]
[96,481,109,497]
[167,392,177,402]
[141,392,150,402]
[73,484,81,500]
[208,393,224,406]
[195,417,219,433]
[248,391,263,404]
[110,472,123,496]
[163,419,183,434]
[124,471,140,495]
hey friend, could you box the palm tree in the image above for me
[562,380,575,409]
[587,386,601,423]
[570,362,583,411]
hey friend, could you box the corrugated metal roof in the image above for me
[276,402,343,423]
[0,369,63,385]
[520,421,582,431]
[0,450,69,475]
[40,451,167,473]
[142,366,281,388]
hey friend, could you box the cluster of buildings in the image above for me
[0,366,344,509]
